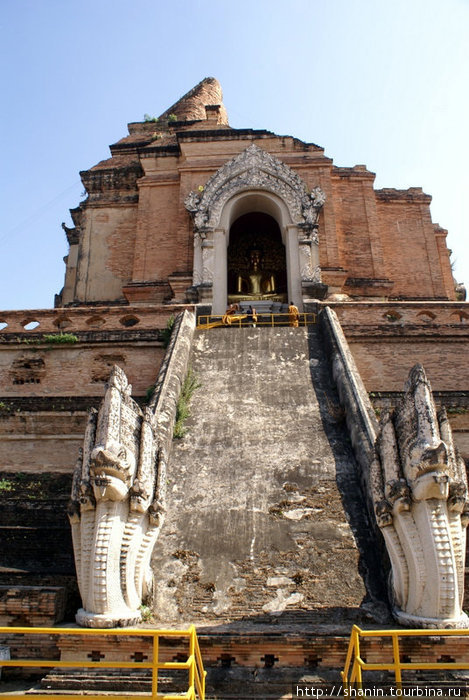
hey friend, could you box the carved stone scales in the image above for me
[68,366,164,627]
[371,365,469,628]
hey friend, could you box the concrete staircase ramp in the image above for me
[152,325,379,626]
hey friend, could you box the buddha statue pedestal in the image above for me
[238,300,286,314]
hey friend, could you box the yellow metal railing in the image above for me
[197,311,317,329]
[342,625,469,689]
[0,625,206,699]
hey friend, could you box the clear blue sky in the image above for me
[1,0,468,310]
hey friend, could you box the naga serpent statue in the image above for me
[68,311,194,628]
[68,366,165,627]
[371,364,469,627]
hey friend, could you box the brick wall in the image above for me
[59,115,456,305]
[0,341,165,398]
[2,629,469,679]
[348,339,469,392]
[324,301,469,392]
[0,412,87,473]
[376,194,448,298]
[0,305,185,334]
[74,205,139,303]
[0,586,66,627]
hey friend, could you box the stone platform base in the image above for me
[5,625,469,698]
[75,607,141,628]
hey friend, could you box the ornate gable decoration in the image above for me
[184,144,325,234]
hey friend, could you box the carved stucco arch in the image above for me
[184,143,325,313]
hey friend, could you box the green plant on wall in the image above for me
[173,368,201,439]
[0,478,13,492]
[144,385,155,404]
[160,315,175,348]
[43,333,78,344]
[139,604,154,621]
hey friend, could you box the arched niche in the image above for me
[185,144,325,313]
[227,211,287,304]
[214,190,299,312]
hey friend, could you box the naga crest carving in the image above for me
[371,364,469,627]
[184,144,325,234]
[68,366,164,627]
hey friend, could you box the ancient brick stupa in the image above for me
[0,78,468,692]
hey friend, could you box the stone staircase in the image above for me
[151,324,383,627]
[25,324,387,698]
[35,666,340,699]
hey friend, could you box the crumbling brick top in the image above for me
[376,187,431,202]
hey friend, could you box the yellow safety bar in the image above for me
[197,311,317,329]
[342,625,469,689]
[0,624,206,699]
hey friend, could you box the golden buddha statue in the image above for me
[229,249,284,302]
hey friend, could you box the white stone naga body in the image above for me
[68,366,164,627]
[371,365,469,628]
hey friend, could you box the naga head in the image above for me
[392,365,457,502]
[90,444,133,501]
[372,364,469,627]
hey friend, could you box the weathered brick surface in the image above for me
[74,206,139,302]
[0,632,59,678]
[331,171,386,281]
[324,301,469,391]
[55,629,469,668]
[345,338,469,393]
[3,628,469,687]
[321,301,469,460]
[132,181,184,282]
[326,300,469,328]
[156,77,228,124]
[56,90,456,305]
[0,412,87,473]
[0,304,187,334]
[377,195,451,299]
[0,342,165,398]
[0,473,75,576]
[0,586,66,626]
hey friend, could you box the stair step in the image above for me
[36,666,336,697]
[40,669,186,692]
